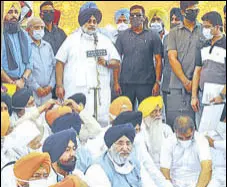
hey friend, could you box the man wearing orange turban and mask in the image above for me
[138,96,173,169]
[1,152,51,187]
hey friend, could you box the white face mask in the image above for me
[117,23,129,31]
[178,139,192,149]
[150,22,163,33]
[32,29,45,41]
[29,179,49,187]
[203,28,213,40]
[25,106,37,114]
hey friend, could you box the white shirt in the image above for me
[56,28,121,125]
[160,131,212,187]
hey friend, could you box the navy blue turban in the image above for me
[113,111,142,127]
[12,88,32,110]
[170,8,183,22]
[51,113,82,135]
[42,129,77,163]
[104,123,136,149]
[1,93,12,115]
[68,93,86,107]
[78,1,102,26]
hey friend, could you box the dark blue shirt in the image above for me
[116,29,162,84]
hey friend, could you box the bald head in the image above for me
[173,116,195,134]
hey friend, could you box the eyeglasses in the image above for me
[41,10,55,14]
[115,141,132,147]
[185,8,200,14]
[8,10,19,15]
[130,14,143,18]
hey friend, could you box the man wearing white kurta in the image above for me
[138,96,173,168]
[160,115,212,187]
[55,2,120,126]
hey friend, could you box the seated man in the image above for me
[138,96,173,168]
[1,152,51,187]
[160,115,212,187]
[42,129,88,185]
[85,123,141,187]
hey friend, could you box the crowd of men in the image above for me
[1,1,226,187]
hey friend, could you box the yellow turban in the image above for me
[14,152,51,181]
[148,8,168,27]
[138,96,163,118]
[49,175,88,187]
[109,96,133,120]
[3,2,21,19]
[45,106,72,126]
[1,111,10,137]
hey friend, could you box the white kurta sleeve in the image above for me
[214,140,226,152]
[196,134,212,161]
[79,109,102,140]
[160,137,173,169]
[106,38,121,62]
[55,35,71,64]
[85,164,111,187]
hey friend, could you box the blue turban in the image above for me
[114,8,130,24]
[104,123,136,149]
[78,1,102,26]
[1,93,12,115]
[12,88,32,110]
[170,8,183,22]
[113,111,142,127]
[68,93,86,107]
[42,129,77,163]
[51,113,82,135]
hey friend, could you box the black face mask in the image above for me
[4,21,20,34]
[57,156,76,172]
[43,12,54,23]
[184,9,199,22]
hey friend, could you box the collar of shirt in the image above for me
[44,24,58,33]
[129,28,149,35]
[178,21,201,31]
[31,39,47,48]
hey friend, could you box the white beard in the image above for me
[144,117,164,156]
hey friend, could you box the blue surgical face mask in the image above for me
[32,29,45,40]
[203,28,213,40]
[150,22,163,33]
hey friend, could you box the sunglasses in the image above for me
[130,14,143,18]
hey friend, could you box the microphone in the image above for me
[93,33,98,46]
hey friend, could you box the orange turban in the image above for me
[1,111,10,137]
[49,175,88,187]
[45,106,72,126]
[13,152,51,181]
[109,96,133,120]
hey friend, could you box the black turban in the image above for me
[42,129,77,163]
[104,123,136,149]
[113,111,142,127]
[51,113,82,135]
[68,93,86,107]
[12,88,32,110]
[1,93,12,115]
[78,2,102,26]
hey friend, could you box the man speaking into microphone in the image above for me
[55,2,121,126]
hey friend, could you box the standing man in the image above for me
[1,2,33,90]
[162,8,183,126]
[55,2,121,126]
[191,11,226,128]
[116,5,163,109]
[167,1,203,127]
[27,17,56,106]
[39,1,67,56]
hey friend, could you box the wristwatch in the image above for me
[105,60,109,67]
[220,93,226,100]
[156,80,161,86]
[22,75,28,82]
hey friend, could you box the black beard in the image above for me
[4,21,20,34]
[57,156,76,172]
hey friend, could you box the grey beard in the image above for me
[109,146,129,166]
[82,25,97,35]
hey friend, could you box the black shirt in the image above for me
[116,29,163,84]
[43,25,67,55]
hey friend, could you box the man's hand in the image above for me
[44,99,59,111]
[36,87,46,97]
[43,86,52,96]
[15,78,25,90]
[210,95,224,104]
[183,80,192,93]
[97,57,107,67]
[114,82,122,96]
[64,99,82,113]
[56,85,65,99]
[205,136,214,148]
[191,97,200,112]
[152,83,160,96]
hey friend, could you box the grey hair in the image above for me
[173,115,195,133]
